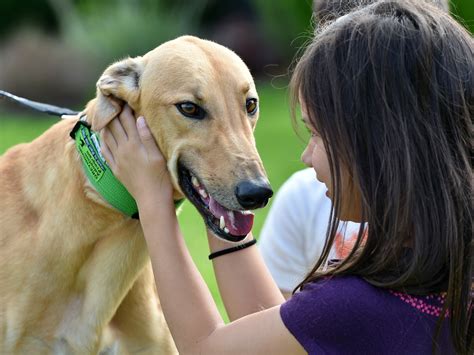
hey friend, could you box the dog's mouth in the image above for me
[177,163,253,243]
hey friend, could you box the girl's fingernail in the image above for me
[137,116,146,129]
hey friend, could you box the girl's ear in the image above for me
[87,56,144,131]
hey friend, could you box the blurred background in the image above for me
[0,0,472,320]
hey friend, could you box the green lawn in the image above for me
[0,83,306,320]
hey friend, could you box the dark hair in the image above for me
[291,1,473,353]
[313,0,449,24]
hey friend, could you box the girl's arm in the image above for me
[207,232,285,321]
[100,107,304,354]
[139,198,301,354]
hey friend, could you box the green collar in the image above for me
[70,120,184,218]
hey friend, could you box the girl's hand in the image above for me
[100,105,174,206]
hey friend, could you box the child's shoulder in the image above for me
[283,275,390,318]
[287,275,445,317]
[280,275,452,354]
[281,275,449,336]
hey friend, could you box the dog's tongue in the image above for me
[209,196,253,236]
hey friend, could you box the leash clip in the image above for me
[69,115,91,140]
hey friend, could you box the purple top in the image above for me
[280,276,454,354]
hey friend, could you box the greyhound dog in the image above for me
[0,35,272,354]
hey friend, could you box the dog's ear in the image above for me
[87,56,144,131]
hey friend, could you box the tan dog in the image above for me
[0,35,272,354]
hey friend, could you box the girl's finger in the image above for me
[136,116,161,156]
[108,116,128,143]
[101,127,117,151]
[100,140,116,170]
[119,105,139,141]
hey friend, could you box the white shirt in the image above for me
[259,168,360,292]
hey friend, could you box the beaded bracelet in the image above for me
[208,239,257,260]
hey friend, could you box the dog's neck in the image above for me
[69,115,184,218]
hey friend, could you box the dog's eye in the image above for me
[176,102,206,120]
[246,98,258,115]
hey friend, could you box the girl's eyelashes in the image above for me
[300,118,319,138]
[307,128,319,139]
[302,122,315,136]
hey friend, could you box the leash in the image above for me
[0,89,138,217]
[0,89,184,217]
[0,90,79,117]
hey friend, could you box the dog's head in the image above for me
[86,35,272,242]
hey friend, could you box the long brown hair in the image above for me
[291,1,473,353]
[312,0,449,24]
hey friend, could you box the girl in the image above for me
[101,1,472,353]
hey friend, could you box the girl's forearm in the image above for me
[137,198,224,352]
[207,232,285,321]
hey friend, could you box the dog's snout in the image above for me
[235,180,273,209]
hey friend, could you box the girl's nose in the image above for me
[301,144,313,167]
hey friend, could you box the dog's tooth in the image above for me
[227,211,235,227]
[224,227,229,233]
[219,216,225,229]
[241,210,253,215]
[191,176,199,187]
[199,189,208,198]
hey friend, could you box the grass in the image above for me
[0,83,307,320]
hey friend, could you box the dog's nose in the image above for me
[235,180,273,209]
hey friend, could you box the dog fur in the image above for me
[0,35,269,354]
